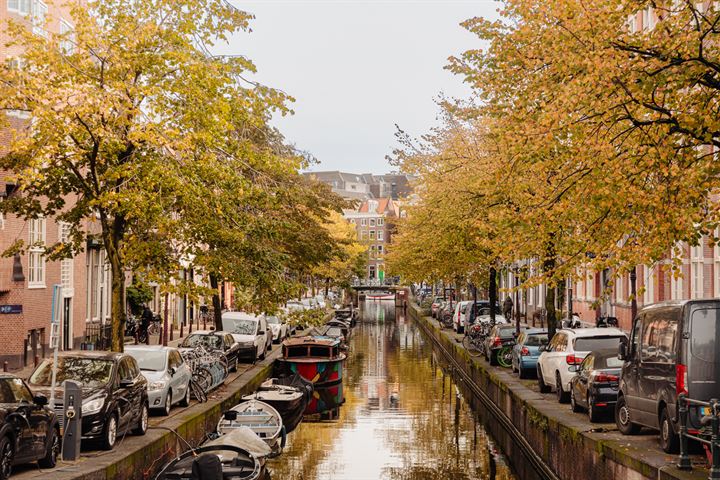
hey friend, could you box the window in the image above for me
[671,244,685,300]
[28,217,46,288]
[60,223,73,296]
[715,230,720,297]
[32,0,47,37]
[7,0,31,15]
[369,219,376,227]
[641,310,678,363]
[0,196,4,230]
[369,230,375,240]
[377,245,383,255]
[644,266,655,305]
[642,7,656,30]
[586,271,595,301]
[377,218,384,226]
[691,241,704,299]
[615,274,624,304]
[349,219,355,224]
[360,219,366,226]
[60,19,75,54]
[360,231,366,241]
[377,230,384,241]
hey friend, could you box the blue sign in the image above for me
[0,305,22,314]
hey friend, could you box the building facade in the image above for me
[344,198,399,280]
[304,171,415,201]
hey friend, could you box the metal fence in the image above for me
[82,323,112,351]
[677,393,720,479]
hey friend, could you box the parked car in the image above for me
[180,330,242,369]
[511,328,548,378]
[438,302,455,328]
[125,346,192,416]
[484,324,521,366]
[221,313,271,362]
[462,301,504,330]
[267,315,290,343]
[431,297,445,318]
[616,300,720,453]
[536,327,626,403]
[314,295,327,309]
[452,301,472,334]
[0,374,59,478]
[569,349,622,422]
[286,300,306,312]
[28,352,149,450]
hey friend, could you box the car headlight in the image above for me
[82,396,106,415]
[242,341,254,347]
[149,381,167,392]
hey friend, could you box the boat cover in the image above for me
[206,427,272,461]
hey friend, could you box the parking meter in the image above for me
[62,380,82,461]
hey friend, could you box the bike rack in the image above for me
[677,393,720,479]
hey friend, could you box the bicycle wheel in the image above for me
[462,335,483,357]
[190,379,207,403]
[496,346,513,368]
[194,367,213,393]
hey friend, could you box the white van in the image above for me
[221,312,271,362]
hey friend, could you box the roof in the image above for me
[283,336,340,347]
[124,345,176,352]
[358,197,394,214]
[641,299,720,311]
[53,351,125,360]
[559,327,626,338]
[222,311,261,321]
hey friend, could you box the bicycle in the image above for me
[462,322,489,357]
[496,346,514,368]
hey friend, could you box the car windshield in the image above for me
[525,334,548,347]
[181,334,222,349]
[0,378,30,403]
[130,350,167,372]
[222,318,258,335]
[267,316,280,325]
[599,356,624,368]
[574,336,624,352]
[497,327,516,338]
[30,357,114,389]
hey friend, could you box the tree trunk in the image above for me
[108,254,126,352]
[325,278,330,297]
[544,238,557,341]
[210,273,223,330]
[489,267,497,323]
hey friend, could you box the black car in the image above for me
[483,325,519,367]
[179,331,240,371]
[617,299,720,453]
[569,349,622,422]
[0,375,59,479]
[28,352,149,450]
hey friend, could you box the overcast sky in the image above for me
[226,1,498,174]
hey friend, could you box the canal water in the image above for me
[267,300,518,480]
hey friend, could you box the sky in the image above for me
[226,0,499,174]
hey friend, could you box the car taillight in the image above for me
[520,347,530,356]
[472,324,482,333]
[493,337,502,347]
[676,364,688,395]
[566,355,582,365]
[594,373,619,383]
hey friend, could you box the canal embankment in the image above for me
[14,348,281,480]
[408,303,706,480]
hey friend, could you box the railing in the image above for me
[352,278,399,287]
[82,322,112,351]
[677,393,720,479]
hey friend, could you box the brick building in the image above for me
[344,198,401,280]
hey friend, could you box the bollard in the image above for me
[170,326,174,342]
[180,323,184,338]
[2,362,6,372]
[677,394,691,470]
[34,355,39,367]
[145,329,150,345]
[712,399,720,480]
[203,316,207,330]
[189,321,193,334]
[158,327,163,345]
[134,331,139,345]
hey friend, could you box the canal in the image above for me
[268,300,518,479]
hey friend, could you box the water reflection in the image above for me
[268,300,516,480]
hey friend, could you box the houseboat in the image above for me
[276,336,346,386]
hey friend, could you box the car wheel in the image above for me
[133,402,149,436]
[615,395,641,435]
[588,395,601,423]
[518,366,528,379]
[179,383,191,407]
[0,435,13,480]
[556,372,570,403]
[38,427,60,468]
[660,406,679,453]
[571,389,583,413]
[102,414,118,450]
[162,390,172,416]
[537,366,551,393]
[259,345,266,361]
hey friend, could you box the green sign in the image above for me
[378,267,385,281]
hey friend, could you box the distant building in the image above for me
[344,198,400,280]
[304,171,415,201]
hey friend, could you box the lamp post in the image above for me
[630,266,637,321]
[514,267,521,336]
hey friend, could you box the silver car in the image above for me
[126,346,192,416]
[267,315,289,343]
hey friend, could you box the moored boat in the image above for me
[217,400,284,456]
[366,291,395,300]
[276,336,346,386]
[243,383,306,434]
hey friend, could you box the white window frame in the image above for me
[369,218,376,227]
[615,274,624,304]
[369,230,375,240]
[32,0,48,37]
[377,245,383,255]
[60,19,75,54]
[27,217,46,288]
[585,270,594,301]
[644,265,655,305]
[360,219,366,226]
[377,230,384,241]
[60,223,74,298]
[377,218,384,226]
[691,241,704,299]
[714,230,720,297]
[7,0,31,15]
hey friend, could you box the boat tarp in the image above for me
[206,427,271,460]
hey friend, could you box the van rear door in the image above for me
[688,306,720,400]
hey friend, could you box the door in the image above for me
[63,298,72,351]
[576,354,594,408]
[115,358,136,432]
[2,378,39,460]
[622,315,643,412]
[167,351,184,403]
[542,333,567,386]
[637,309,675,427]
